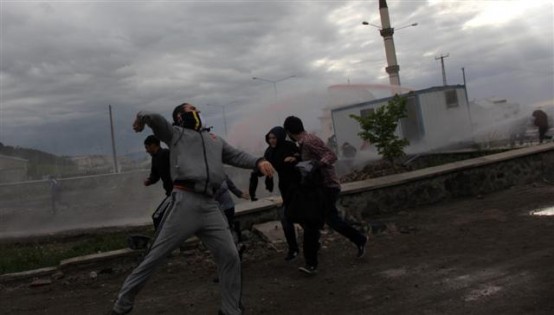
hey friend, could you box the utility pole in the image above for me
[461,67,469,101]
[108,104,118,173]
[460,67,473,127]
[435,53,449,86]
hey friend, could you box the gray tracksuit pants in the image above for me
[113,190,242,315]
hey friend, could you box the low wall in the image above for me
[235,143,554,225]
[0,165,276,239]
[2,144,552,239]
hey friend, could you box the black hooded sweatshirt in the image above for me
[249,126,300,201]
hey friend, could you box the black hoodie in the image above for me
[249,126,300,201]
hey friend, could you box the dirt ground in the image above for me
[1,183,554,315]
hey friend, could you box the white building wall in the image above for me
[332,99,389,153]
[416,88,473,150]
[331,86,473,155]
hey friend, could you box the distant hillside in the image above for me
[0,142,77,179]
[0,142,64,162]
[124,150,149,163]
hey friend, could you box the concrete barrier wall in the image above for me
[2,144,552,238]
[0,166,277,239]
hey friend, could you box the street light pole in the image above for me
[108,104,118,173]
[221,105,227,136]
[252,75,296,98]
[361,19,418,88]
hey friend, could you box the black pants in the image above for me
[302,187,365,268]
[280,205,299,252]
[324,187,366,246]
[302,223,320,267]
[539,126,550,143]
[151,195,172,231]
[223,207,235,229]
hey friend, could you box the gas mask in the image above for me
[174,110,203,131]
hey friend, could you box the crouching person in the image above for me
[110,103,274,315]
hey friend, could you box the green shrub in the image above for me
[350,94,410,164]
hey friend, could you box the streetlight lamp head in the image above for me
[362,21,382,29]
[394,22,418,31]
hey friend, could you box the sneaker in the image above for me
[218,303,244,315]
[298,265,318,275]
[109,307,132,315]
[356,236,368,258]
[284,249,299,262]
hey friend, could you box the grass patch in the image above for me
[0,229,151,274]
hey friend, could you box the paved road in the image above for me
[1,183,553,314]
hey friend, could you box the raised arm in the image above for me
[133,111,174,144]
[145,162,160,186]
[225,177,249,199]
[221,138,274,177]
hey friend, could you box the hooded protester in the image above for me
[249,126,301,261]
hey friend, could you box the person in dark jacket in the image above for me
[532,109,551,143]
[143,135,173,230]
[250,126,301,261]
[144,135,173,196]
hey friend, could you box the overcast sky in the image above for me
[1,0,553,157]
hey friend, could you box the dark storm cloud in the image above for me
[0,1,552,156]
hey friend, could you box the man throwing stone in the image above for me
[110,102,274,315]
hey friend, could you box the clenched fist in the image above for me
[133,115,145,132]
[257,160,275,178]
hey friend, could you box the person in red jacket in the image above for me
[284,116,367,275]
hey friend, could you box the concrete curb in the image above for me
[59,248,139,270]
[0,237,201,283]
[0,249,141,283]
[0,266,59,282]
